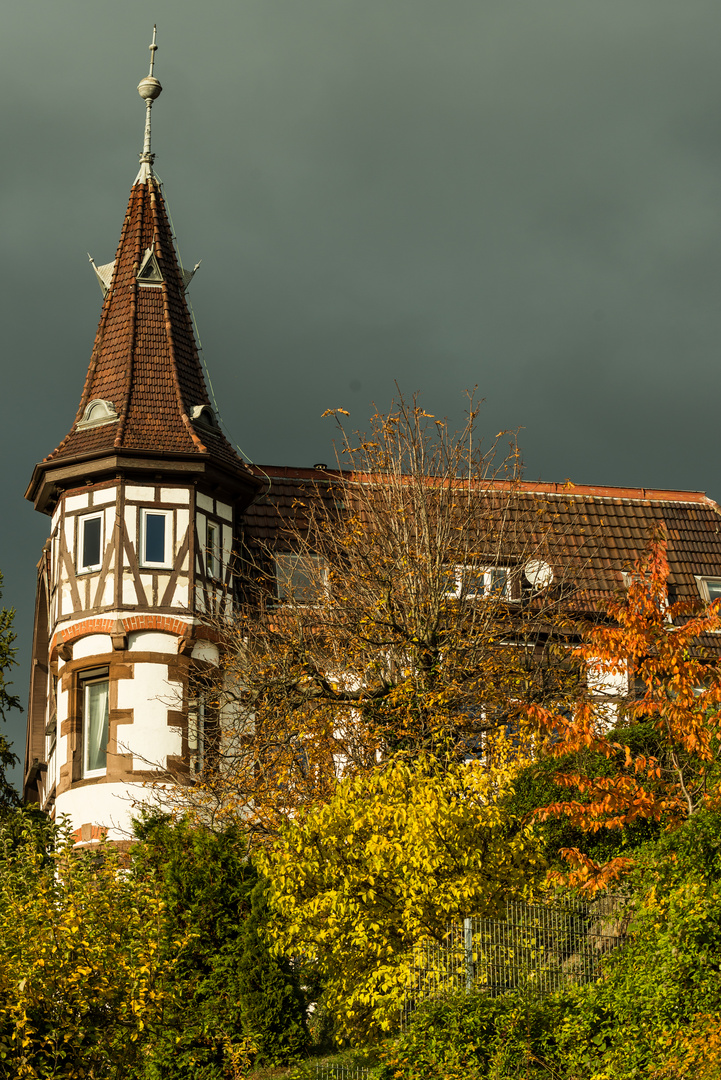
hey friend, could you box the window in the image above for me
[696,577,721,604]
[78,512,103,572]
[81,668,109,778]
[443,565,511,600]
[206,521,220,579]
[140,509,172,567]
[275,553,328,604]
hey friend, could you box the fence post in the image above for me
[464,917,473,992]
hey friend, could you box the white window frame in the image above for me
[81,668,110,779]
[77,512,104,573]
[274,552,329,605]
[140,508,173,568]
[206,520,221,580]
[443,565,512,600]
[696,576,721,604]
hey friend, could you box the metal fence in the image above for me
[314,1065,371,1080]
[402,894,628,1028]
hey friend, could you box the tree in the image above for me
[0,572,21,810]
[258,745,544,1042]
[130,814,308,1075]
[181,395,591,839]
[0,811,187,1079]
[528,534,721,892]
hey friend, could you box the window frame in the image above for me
[274,552,329,605]
[443,564,512,601]
[206,520,221,580]
[77,511,104,574]
[139,508,173,569]
[696,576,721,605]
[80,667,110,779]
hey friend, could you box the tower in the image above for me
[23,31,261,840]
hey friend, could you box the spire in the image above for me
[25,30,259,513]
[135,26,162,184]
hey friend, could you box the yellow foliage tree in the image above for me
[258,745,543,1042]
[0,818,189,1079]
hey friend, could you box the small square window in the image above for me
[140,509,172,567]
[275,553,328,604]
[78,513,103,572]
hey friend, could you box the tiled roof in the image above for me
[43,178,249,478]
[243,467,721,613]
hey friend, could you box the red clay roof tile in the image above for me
[44,178,248,478]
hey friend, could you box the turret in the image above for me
[23,30,261,840]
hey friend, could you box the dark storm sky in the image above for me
[3,1,721,778]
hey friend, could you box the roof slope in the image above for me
[43,177,247,476]
[244,467,721,613]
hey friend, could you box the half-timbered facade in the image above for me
[23,37,261,839]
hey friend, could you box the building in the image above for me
[22,35,262,840]
[22,38,721,839]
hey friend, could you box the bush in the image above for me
[378,809,721,1079]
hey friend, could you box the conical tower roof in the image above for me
[27,30,259,512]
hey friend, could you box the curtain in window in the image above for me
[85,680,109,773]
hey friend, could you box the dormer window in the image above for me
[696,577,721,604]
[275,553,329,604]
[190,404,221,433]
[76,399,119,431]
[137,247,164,286]
[443,565,511,600]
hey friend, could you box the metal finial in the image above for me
[136,26,162,183]
[148,25,158,77]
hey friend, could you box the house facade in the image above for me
[22,38,721,840]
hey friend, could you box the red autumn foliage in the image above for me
[529,533,721,892]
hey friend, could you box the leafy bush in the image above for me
[378,809,721,1079]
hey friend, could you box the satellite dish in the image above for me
[524,560,554,589]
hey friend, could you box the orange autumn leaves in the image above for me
[530,534,721,892]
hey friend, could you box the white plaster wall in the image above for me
[104,505,115,536]
[196,492,213,512]
[125,485,155,503]
[63,517,74,556]
[587,658,628,697]
[161,487,189,504]
[122,576,136,604]
[73,634,113,660]
[196,513,207,551]
[217,500,232,521]
[128,630,177,654]
[116,663,183,771]
[103,576,114,607]
[222,525,232,565]
[176,509,189,550]
[60,583,73,617]
[52,503,62,531]
[173,580,189,608]
[140,574,153,598]
[191,639,219,664]
[55,782,163,841]
[125,504,137,540]
[93,487,116,506]
[65,493,90,513]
